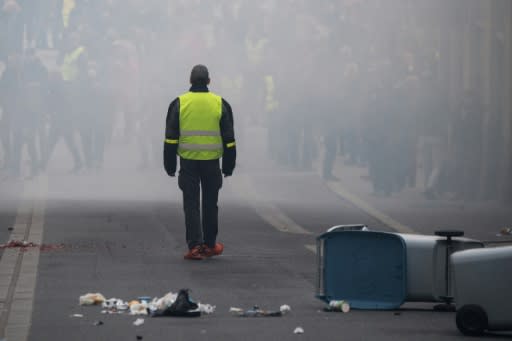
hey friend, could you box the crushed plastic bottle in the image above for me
[326,300,350,313]
[229,305,288,317]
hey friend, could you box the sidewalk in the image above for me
[328,156,512,243]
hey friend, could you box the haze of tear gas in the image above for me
[0,0,510,205]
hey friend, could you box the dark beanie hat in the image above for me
[190,64,209,85]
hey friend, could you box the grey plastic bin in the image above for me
[452,246,512,335]
[397,233,483,302]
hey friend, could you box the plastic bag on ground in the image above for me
[79,293,106,306]
[150,289,200,317]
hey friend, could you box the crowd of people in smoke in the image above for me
[0,0,486,200]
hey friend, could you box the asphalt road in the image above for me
[0,162,511,341]
[1,51,511,340]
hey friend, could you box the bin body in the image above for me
[397,233,483,302]
[452,246,512,331]
[316,230,407,309]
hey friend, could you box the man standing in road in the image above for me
[164,64,236,260]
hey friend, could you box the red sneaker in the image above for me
[201,243,224,258]
[184,245,204,260]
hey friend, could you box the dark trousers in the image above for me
[178,158,223,249]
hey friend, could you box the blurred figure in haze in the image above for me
[78,61,111,170]
[6,50,45,178]
[42,71,83,173]
[451,89,483,200]
[1,0,23,59]
[21,48,48,172]
[43,32,87,173]
[0,54,20,171]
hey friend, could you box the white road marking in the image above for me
[0,175,47,341]
[304,244,316,254]
[324,180,416,234]
[230,175,312,235]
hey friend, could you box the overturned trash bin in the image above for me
[316,225,407,309]
[316,225,484,310]
[397,230,483,309]
[452,246,512,336]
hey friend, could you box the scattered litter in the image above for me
[77,289,213,319]
[0,240,65,252]
[93,320,104,326]
[102,298,129,311]
[0,240,37,250]
[293,327,304,334]
[79,293,106,306]
[130,302,148,316]
[150,289,200,317]
[280,305,291,313]
[150,292,177,311]
[136,336,143,340]
[71,314,84,318]
[133,318,145,326]
[497,227,512,236]
[229,305,290,317]
[324,300,350,313]
[138,296,152,304]
[39,243,66,252]
[198,303,216,314]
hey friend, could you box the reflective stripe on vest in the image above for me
[178,92,223,160]
[61,46,85,81]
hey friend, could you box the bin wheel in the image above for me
[456,305,488,336]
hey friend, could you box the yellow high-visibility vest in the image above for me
[61,46,85,81]
[245,37,268,66]
[177,92,223,160]
[62,0,76,28]
[264,75,279,112]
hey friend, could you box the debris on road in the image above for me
[136,336,143,340]
[0,240,37,249]
[198,303,215,314]
[7,227,13,231]
[79,293,106,306]
[229,304,291,317]
[130,302,148,315]
[103,298,129,312]
[324,300,350,313]
[78,289,214,319]
[293,327,304,334]
[497,227,512,236]
[0,239,65,252]
[150,289,201,317]
[93,320,104,326]
[133,318,145,326]
[71,314,84,318]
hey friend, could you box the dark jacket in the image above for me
[164,84,236,176]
